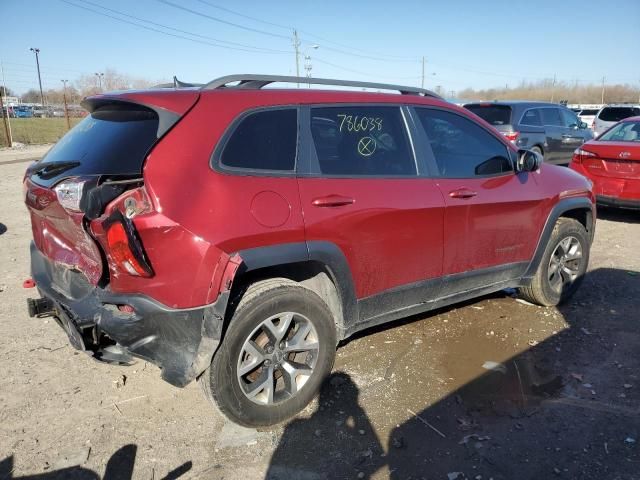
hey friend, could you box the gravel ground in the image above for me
[1,151,638,480]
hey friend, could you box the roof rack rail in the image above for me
[201,74,443,98]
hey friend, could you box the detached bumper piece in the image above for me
[28,242,228,387]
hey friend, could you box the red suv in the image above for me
[24,75,595,427]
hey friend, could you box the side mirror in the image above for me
[516,149,542,172]
[579,121,588,129]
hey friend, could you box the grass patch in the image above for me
[0,118,82,146]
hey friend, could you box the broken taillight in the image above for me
[104,213,153,277]
[54,179,86,212]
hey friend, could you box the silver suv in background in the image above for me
[593,104,640,136]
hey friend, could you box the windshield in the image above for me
[464,104,512,126]
[598,121,640,142]
[598,107,640,122]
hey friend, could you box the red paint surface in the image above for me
[25,87,595,310]
[570,121,640,202]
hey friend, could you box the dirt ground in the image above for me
[1,152,639,480]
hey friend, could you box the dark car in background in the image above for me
[465,101,593,165]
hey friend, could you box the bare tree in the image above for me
[458,79,640,103]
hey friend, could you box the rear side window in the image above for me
[220,109,297,172]
[415,108,512,178]
[309,106,416,176]
[541,108,563,126]
[579,109,598,116]
[464,104,512,126]
[40,104,159,176]
[598,107,640,122]
[520,109,542,126]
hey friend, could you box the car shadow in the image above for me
[0,444,192,480]
[596,206,640,224]
[266,267,640,479]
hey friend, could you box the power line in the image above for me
[59,0,289,54]
[76,0,289,54]
[155,0,291,40]
[193,0,292,31]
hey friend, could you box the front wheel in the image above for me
[519,218,589,306]
[200,278,336,427]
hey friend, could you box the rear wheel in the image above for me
[519,218,589,306]
[531,146,544,161]
[200,278,336,427]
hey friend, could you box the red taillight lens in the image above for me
[503,131,519,143]
[572,148,597,164]
[105,218,153,277]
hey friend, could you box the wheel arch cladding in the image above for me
[523,196,594,280]
[231,241,358,340]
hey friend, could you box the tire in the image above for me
[200,278,336,427]
[519,218,589,307]
[531,146,544,161]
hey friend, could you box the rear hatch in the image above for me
[464,103,514,134]
[24,90,199,285]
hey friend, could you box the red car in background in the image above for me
[571,117,640,209]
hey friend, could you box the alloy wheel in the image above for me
[236,312,319,405]
[548,236,583,293]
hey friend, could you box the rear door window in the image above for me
[220,108,298,172]
[541,108,563,126]
[309,106,416,176]
[598,107,640,122]
[464,104,512,126]
[415,108,512,178]
[36,104,159,178]
[520,109,542,126]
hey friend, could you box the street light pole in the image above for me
[30,48,45,106]
[61,79,71,130]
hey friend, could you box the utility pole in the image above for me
[292,30,301,87]
[601,76,605,104]
[61,79,71,130]
[30,48,45,106]
[94,72,104,92]
[0,92,12,148]
[421,56,425,89]
[550,74,556,102]
[0,60,13,147]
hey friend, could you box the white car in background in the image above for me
[576,108,599,130]
[593,104,640,136]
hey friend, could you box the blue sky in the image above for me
[1,0,639,96]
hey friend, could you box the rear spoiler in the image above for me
[80,93,199,139]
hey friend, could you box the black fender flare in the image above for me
[235,241,358,338]
[522,196,595,280]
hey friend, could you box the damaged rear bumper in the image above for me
[28,242,228,387]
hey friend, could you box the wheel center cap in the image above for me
[273,350,284,363]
